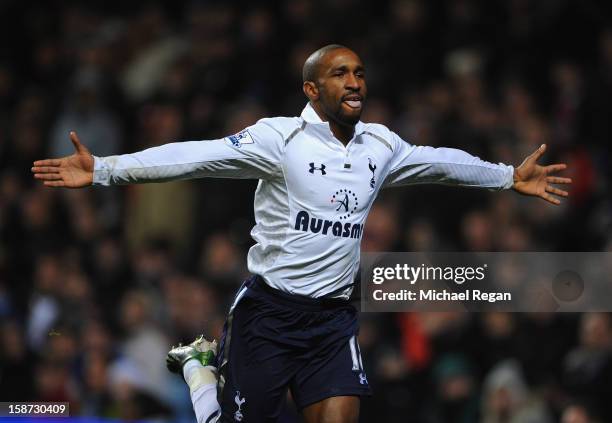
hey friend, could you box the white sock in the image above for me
[191,382,221,423]
[182,359,221,422]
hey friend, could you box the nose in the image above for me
[345,72,360,91]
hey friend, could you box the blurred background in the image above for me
[0,0,611,422]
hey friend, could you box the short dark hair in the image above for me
[302,44,349,83]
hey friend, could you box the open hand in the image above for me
[512,144,571,205]
[32,131,94,188]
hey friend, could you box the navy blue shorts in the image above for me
[216,276,371,422]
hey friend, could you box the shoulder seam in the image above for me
[284,120,306,146]
[362,130,393,152]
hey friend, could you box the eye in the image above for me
[333,70,344,77]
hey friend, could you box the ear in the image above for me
[303,81,319,101]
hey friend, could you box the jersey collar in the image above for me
[301,102,366,135]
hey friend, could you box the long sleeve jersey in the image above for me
[93,103,514,299]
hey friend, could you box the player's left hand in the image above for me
[512,144,571,205]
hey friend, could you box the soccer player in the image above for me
[32,45,570,423]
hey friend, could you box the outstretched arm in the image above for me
[384,133,570,204]
[32,123,284,187]
[32,131,94,188]
[384,141,516,191]
[512,144,571,205]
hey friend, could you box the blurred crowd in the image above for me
[1,0,611,422]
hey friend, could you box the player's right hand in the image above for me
[32,131,94,188]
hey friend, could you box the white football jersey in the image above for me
[93,103,513,298]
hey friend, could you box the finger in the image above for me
[547,176,572,184]
[33,159,61,167]
[70,131,86,153]
[545,185,569,197]
[541,192,561,205]
[545,163,567,173]
[32,166,60,173]
[529,144,547,161]
[43,180,66,187]
[34,173,62,181]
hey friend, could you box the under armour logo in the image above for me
[234,391,246,421]
[309,162,326,175]
[359,372,368,385]
[368,158,377,188]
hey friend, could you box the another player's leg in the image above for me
[167,335,221,423]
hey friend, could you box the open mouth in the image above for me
[344,100,362,108]
[343,94,363,109]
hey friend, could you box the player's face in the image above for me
[316,49,367,126]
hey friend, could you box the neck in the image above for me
[329,120,355,145]
[311,103,355,145]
